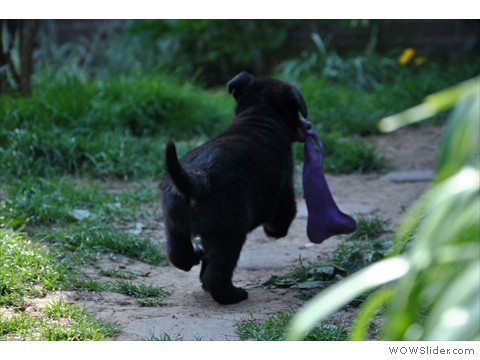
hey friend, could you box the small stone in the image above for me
[69,209,91,221]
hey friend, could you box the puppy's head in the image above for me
[227,72,308,141]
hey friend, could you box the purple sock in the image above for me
[300,119,356,243]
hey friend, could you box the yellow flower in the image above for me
[399,48,415,65]
[414,56,426,65]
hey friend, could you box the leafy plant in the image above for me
[331,240,392,275]
[264,262,347,292]
[287,77,480,340]
[279,33,398,90]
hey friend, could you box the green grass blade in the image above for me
[349,287,394,340]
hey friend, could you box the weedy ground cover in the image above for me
[235,311,348,341]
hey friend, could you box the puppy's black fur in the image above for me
[161,72,308,304]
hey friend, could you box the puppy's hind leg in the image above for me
[200,233,248,305]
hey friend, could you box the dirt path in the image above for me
[62,125,444,340]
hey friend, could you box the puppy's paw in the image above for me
[211,286,248,305]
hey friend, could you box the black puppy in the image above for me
[161,72,308,304]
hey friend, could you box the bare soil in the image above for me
[42,125,444,340]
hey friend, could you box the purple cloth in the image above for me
[299,118,356,243]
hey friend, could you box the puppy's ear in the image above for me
[290,85,308,118]
[227,72,255,99]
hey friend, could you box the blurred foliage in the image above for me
[0,20,38,95]
[278,32,398,90]
[287,77,480,341]
[129,20,301,86]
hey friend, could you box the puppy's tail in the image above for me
[165,140,208,198]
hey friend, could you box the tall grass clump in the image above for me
[287,77,480,341]
[0,69,232,180]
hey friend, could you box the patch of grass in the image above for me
[236,311,347,341]
[0,176,159,227]
[65,277,111,293]
[111,280,171,306]
[141,332,204,341]
[142,333,186,341]
[349,215,390,240]
[43,299,85,319]
[0,311,37,339]
[0,227,120,339]
[0,177,168,336]
[0,128,166,180]
[0,227,65,307]
[45,222,165,266]
[0,299,120,340]
[1,175,166,273]
[134,298,167,307]
[54,275,171,307]
[322,133,386,173]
